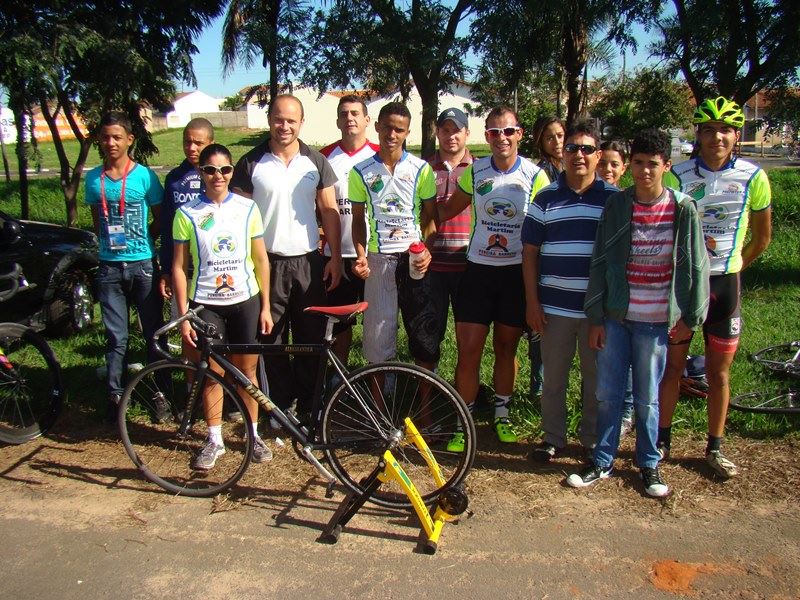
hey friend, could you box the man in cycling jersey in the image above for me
[658,96,772,479]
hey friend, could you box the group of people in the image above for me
[86,92,771,496]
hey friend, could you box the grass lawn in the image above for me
[0,132,798,443]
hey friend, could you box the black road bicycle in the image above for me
[118,302,476,508]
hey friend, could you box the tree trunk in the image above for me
[11,104,29,219]
[267,0,280,113]
[0,132,10,183]
[418,84,438,159]
[562,3,589,126]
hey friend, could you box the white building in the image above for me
[166,90,222,129]
[244,83,486,146]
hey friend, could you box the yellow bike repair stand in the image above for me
[319,418,469,554]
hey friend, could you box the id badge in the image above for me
[107,224,128,250]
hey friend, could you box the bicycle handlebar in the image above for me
[151,306,221,360]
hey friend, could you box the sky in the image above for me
[186,14,659,100]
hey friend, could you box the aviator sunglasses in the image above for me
[564,143,598,154]
[486,126,521,138]
[200,165,234,176]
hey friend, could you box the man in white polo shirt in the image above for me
[231,94,342,416]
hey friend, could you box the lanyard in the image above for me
[100,159,133,220]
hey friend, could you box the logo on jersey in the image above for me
[388,227,406,239]
[379,194,403,214]
[366,173,384,193]
[704,235,718,256]
[685,182,706,201]
[702,205,728,223]
[476,178,494,195]
[212,232,237,257]
[190,180,201,189]
[725,183,743,193]
[484,198,516,221]
[480,234,509,257]
[215,273,235,293]
[199,213,215,231]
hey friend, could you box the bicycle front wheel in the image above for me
[0,323,63,444]
[322,362,475,509]
[729,390,800,414]
[119,360,254,497]
[751,343,800,378]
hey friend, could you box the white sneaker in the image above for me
[706,450,738,479]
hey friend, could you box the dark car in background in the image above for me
[0,211,98,335]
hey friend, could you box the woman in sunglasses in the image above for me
[172,143,274,471]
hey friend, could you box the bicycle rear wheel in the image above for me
[0,323,63,444]
[729,390,800,414]
[322,362,475,509]
[119,360,254,497]
[751,343,800,378]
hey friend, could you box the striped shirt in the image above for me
[427,149,473,272]
[522,174,617,318]
[626,190,675,323]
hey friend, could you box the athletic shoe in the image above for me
[641,467,670,497]
[529,442,562,463]
[706,450,738,479]
[106,393,121,424]
[446,432,465,453]
[657,441,670,461]
[252,437,273,463]
[192,440,225,471]
[566,464,612,488]
[225,410,244,424]
[152,392,172,424]
[494,417,518,443]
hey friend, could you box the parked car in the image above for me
[0,211,98,335]
[680,140,694,155]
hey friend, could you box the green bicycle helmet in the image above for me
[693,96,745,128]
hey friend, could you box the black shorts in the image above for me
[323,256,365,334]
[704,272,741,353]
[453,261,525,328]
[190,294,261,345]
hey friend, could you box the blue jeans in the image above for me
[593,319,668,470]
[97,259,163,395]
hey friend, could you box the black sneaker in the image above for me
[641,467,670,497]
[105,393,121,424]
[566,463,612,488]
[529,442,563,463]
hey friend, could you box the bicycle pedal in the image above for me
[325,480,336,498]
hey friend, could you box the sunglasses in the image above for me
[200,165,234,176]
[486,127,520,138]
[564,143,598,154]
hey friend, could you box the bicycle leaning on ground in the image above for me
[729,341,800,414]
[0,266,65,444]
[118,302,476,508]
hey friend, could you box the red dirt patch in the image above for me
[650,560,718,595]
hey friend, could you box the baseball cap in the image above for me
[437,108,468,130]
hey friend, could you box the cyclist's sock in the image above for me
[657,426,672,448]
[251,422,259,438]
[454,403,474,432]
[209,424,223,446]
[706,434,722,453]
[493,394,511,420]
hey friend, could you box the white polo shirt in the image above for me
[320,139,379,257]
[231,139,337,256]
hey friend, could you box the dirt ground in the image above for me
[1,418,799,600]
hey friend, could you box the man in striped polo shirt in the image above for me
[522,120,617,462]
[425,108,473,370]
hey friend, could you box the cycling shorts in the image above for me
[189,294,262,345]
[454,261,525,329]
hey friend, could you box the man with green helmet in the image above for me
[658,96,772,479]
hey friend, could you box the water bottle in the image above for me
[408,241,426,280]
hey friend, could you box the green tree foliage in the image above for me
[0,1,223,226]
[302,0,474,157]
[590,68,694,142]
[759,88,800,142]
[652,0,800,105]
[471,0,653,126]
[220,94,245,111]
[222,0,311,112]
